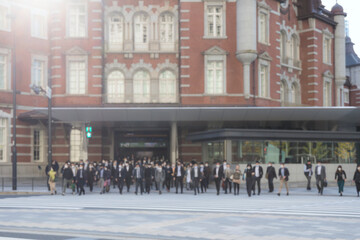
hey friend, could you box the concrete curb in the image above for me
[0,192,49,196]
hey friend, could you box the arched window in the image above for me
[159,70,176,103]
[107,71,125,103]
[133,70,150,103]
[108,14,124,51]
[134,13,149,51]
[159,13,175,50]
[70,128,86,162]
[280,31,287,63]
[291,83,300,104]
[280,81,287,105]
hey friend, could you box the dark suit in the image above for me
[144,167,153,194]
[315,165,326,194]
[244,168,254,197]
[86,168,96,192]
[174,165,185,193]
[124,166,132,192]
[165,167,173,191]
[266,166,277,192]
[252,165,263,195]
[219,164,226,191]
[76,169,86,195]
[191,167,201,195]
[213,166,223,195]
[353,170,360,196]
[116,167,126,194]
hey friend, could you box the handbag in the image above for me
[324,180,328,187]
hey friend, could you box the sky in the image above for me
[322,0,360,54]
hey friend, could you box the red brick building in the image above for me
[0,0,359,180]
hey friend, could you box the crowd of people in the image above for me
[45,158,360,197]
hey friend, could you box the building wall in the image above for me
[0,0,353,171]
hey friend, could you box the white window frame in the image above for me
[133,70,151,103]
[323,77,332,107]
[66,55,88,95]
[0,117,9,162]
[31,55,48,92]
[31,9,48,39]
[70,128,87,162]
[204,1,226,39]
[108,14,124,51]
[0,2,11,32]
[159,70,177,103]
[67,1,87,38]
[107,70,125,103]
[0,48,11,91]
[159,12,175,51]
[32,128,45,162]
[290,82,300,105]
[323,36,332,65]
[280,80,287,105]
[280,31,287,64]
[344,88,349,104]
[204,54,226,95]
[258,9,269,45]
[258,60,270,98]
[134,12,150,51]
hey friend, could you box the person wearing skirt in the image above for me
[335,165,346,196]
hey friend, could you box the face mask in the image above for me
[338,168,342,171]
[268,164,271,167]
[80,167,83,170]
[247,167,250,169]
[64,165,68,168]
[281,165,284,168]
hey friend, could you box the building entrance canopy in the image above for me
[21,106,360,123]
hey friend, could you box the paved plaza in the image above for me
[0,186,359,240]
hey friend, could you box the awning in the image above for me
[19,106,360,123]
[187,129,360,142]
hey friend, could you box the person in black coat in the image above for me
[116,162,126,194]
[213,161,223,195]
[174,161,185,194]
[266,162,277,193]
[101,165,111,194]
[62,163,74,195]
[133,162,145,195]
[252,161,263,195]
[87,164,96,192]
[124,161,132,192]
[277,163,290,196]
[304,160,313,190]
[315,161,326,195]
[165,162,173,192]
[111,161,118,189]
[244,164,254,197]
[76,164,86,196]
[353,165,360,197]
[219,160,227,192]
[144,163,153,194]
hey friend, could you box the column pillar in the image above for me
[170,122,178,165]
[224,140,232,163]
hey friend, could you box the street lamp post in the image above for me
[30,83,52,167]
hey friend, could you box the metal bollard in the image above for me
[32,178,34,192]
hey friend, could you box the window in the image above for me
[159,70,176,103]
[0,118,7,162]
[70,129,86,162]
[206,60,224,94]
[259,63,269,98]
[109,14,124,51]
[68,60,86,94]
[323,79,331,107]
[258,11,268,44]
[205,5,224,38]
[280,31,287,63]
[0,53,7,90]
[31,57,47,90]
[31,11,47,39]
[323,37,331,64]
[134,13,149,51]
[280,81,287,104]
[32,129,43,162]
[107,71,125,103]
[344,89,349,104]
[291,83,299,104]
[133,70,150,103]
[68,2,87,37]
[0,4,10,32]
[160,13,175,50]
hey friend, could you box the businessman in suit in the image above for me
[175,161,185,194]
[213,161,223,195]
[315,161,326,195]
[252,161,263,195]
